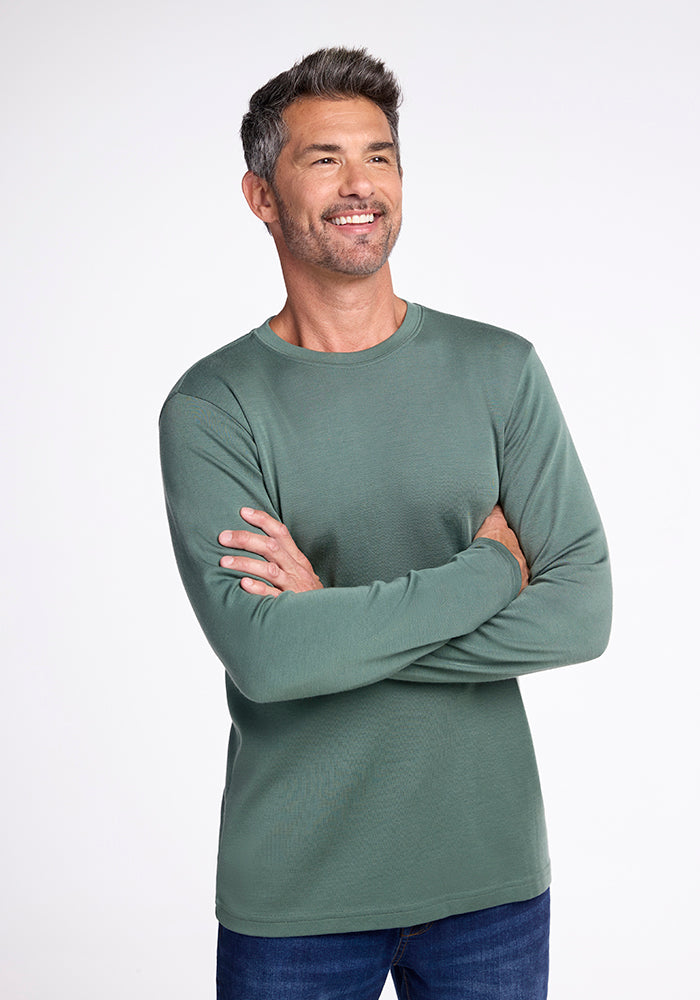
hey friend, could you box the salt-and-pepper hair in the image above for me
[241,47,402,183]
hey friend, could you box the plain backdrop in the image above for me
[2,1,698,997]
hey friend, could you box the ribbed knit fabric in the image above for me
[159,302,611,936]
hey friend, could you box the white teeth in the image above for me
[329,213,375,226]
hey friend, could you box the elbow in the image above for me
[215,637,309,704]
[237,683,280,705]
[589,600,613,661]
[199,603,301,704]
[187,578,320,702]
[568,572,613,664]
[218,645,290,704]
[554,616,610,669]
[236,672,294,705]
[579,621,611,663]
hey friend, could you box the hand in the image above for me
[219,507,323,598]
[475,504,529,593]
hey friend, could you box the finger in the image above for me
[219,529,302,580]
[220,554,283,584]
[219,512,287,549]
[239,508,307,562]
[218,529,281,559]
[239,507,287,538]
[240,576,281,598]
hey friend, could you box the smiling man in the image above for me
[255,95,402,278]
[159,47,612,1000]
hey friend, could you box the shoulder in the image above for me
[160,328,268,425]
[419,304,532,354]
[416,304,535,381]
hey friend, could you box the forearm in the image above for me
[178,538,520,702]
[393,548,612,684]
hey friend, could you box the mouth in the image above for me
[326,212,378,226]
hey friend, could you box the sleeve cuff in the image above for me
[470,537,522,602]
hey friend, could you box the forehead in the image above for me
[282,96,393,152]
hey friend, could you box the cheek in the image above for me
[383,181,402,213]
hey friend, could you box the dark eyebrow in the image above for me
[298,141,397,158]
[299,143,343,157]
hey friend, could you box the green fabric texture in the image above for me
[159,302,612,936]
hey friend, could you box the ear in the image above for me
[241,171,279,226]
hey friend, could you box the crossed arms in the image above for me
[160,348,612,702]
[219,503,529,598]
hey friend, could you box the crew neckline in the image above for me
[252,301,422,365]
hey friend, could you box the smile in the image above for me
[327,213,376,226]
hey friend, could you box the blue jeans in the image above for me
[216,889,550,999]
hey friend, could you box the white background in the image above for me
[2,1,698,997]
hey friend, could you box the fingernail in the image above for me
[220,530,232,543]
[240,507,253,517]
[221,556,234,567]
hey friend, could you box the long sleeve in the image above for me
[395,347,612,685]
[159,391,522,703]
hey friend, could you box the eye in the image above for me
[313,157,336,165]
[369,155,389,163]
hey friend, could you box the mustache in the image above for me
[323,200,389,218]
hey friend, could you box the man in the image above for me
[159,47,612,999]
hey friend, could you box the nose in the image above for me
[338,159,374,200]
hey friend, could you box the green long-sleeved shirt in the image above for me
[159,302,612,936]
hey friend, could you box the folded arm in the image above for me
[218,502,528,597]
[159,392,522,703]
[397,347,612,683]
[161,346,610,700]
[217,348,611,685]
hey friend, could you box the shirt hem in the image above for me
[215,864,551,937]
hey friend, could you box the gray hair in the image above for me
[241,47,402,183]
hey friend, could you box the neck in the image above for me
[269,259,406,353]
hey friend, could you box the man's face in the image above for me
[268,96,403,277]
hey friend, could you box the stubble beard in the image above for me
[273,190,402,277]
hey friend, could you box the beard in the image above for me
[272,190,402,276]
